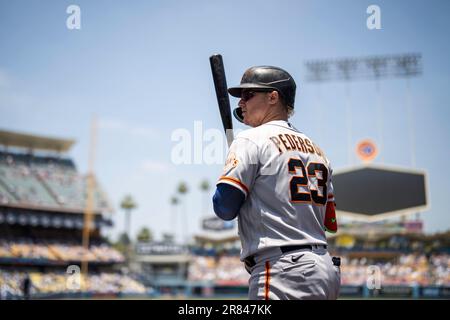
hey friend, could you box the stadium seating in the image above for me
[0,151,144,300]
[0,163,57,207]
[0,241,124,263]
[0,271,147,298]
[188,255,249,285]
[187,254,450,286]
[0,152,110,212]
[340,254,450,286]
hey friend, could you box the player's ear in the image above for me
[268,90,279,105]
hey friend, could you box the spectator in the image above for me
[22,274,31,300]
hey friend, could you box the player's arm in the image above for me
[213,136,259,220]
[212,183,245,221]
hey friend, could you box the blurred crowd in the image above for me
[340,254,450,286]
[0,152,109,210]
[0,241,124,263]
[188,255,249,285]
[188,254,450,286]
[0,271,147,298]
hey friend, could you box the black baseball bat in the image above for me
[209,54,234,147]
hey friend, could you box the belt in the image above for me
[280,244,327,254]
[244,244,328,270]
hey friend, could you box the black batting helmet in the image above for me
[228,66,297,123]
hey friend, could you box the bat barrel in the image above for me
[209,54,234,147]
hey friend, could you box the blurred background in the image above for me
[0,0,449,299]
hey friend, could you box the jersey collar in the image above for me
[264,120,301,133]
[265,120,292,128]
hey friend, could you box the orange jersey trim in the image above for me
[218,176,249,195]
[264,261,270,300]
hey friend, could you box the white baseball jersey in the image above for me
[217,120,335,260]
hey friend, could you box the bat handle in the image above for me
[225,129,234,148]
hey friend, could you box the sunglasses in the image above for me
[240,90,273,102]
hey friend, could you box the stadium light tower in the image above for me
[121,194,137,264]
[304,53,423,167]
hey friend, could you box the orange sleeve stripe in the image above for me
[218,176,249,195]
[264,261,270,301]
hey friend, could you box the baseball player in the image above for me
[212,66,340,300]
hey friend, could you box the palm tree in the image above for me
[120,195,137,262]
[178,182,188,195]
[177,182,188,243]
[137,227,153,243]
[199,179,211,216]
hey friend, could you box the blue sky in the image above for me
[1,0,449,242]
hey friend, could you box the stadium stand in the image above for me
[0,240,124,263]
[340,254,450,286]
[188,255,249,285]
[0,150,111,212]
[0,271,146,299]
[0,130,148,299]
[175,226,450,298]
[186,253,449,287]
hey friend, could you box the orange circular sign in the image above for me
[356,140,377,162]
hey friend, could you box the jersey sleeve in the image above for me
[216,137,259,198]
